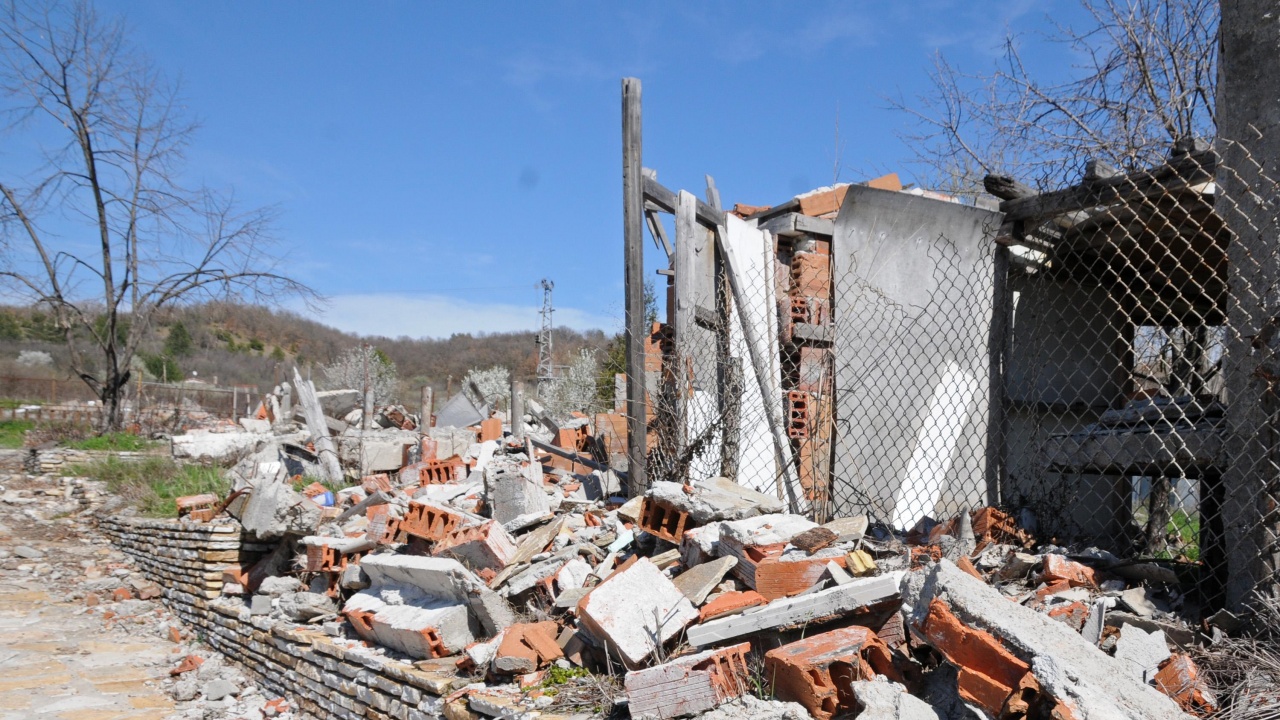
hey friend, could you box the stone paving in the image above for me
[0,462,179,719]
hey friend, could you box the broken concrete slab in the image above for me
[672,556,737,606]
[686,573,900,647]
[820,515,868,543]
[356,554,513,637]
[1115,626,1171,683]
[624,642,752,720]
[901,559,1189,719]
[576,558,697,668]
[172,429,269,464]
[436,393,486,429]
[850,680,941,720]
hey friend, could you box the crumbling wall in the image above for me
[99,515,458,720]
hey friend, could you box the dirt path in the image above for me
[0,466,187,719]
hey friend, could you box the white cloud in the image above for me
[302,293,622,340]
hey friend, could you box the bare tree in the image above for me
[890,0,1218,194]
[0,1,313,429]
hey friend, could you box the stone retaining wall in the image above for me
[98,515,475,720]
[29,448,159,475]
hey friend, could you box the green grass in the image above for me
[1168,510,1200,562]
[0,420,34,449]
[68,456,226,517]
[65,431,157,452]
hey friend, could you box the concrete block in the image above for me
[765,626,901,720]
[356,554,512,638]
[901,559,1188,719]
[625,642,751,720]
[576,558,697,668]
[686,574,899,647]
[486,463,550,525]
[344,592,474,659]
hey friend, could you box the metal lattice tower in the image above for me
[536,279,555,387]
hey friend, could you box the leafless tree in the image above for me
[890,0,1218,194]
[0,1,313,429]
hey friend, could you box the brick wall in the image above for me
[98,516,468,720]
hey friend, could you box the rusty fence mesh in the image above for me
[632,139,1280,613]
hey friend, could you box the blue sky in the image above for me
[102,0,1078,339]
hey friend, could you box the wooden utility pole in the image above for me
[622,77,648,496]
[420,386,433,431]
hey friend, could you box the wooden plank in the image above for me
[622,78,648,496]
[643,175,724,229]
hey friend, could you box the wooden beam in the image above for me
[1000,150,1216,224]
[704,175,722,211]
[983,174,1035,200]
[757,212,835,238]
[622,78,647,497]
[643,175,724,228]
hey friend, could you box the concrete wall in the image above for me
[830,187,1001,527]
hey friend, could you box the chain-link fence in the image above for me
[632,141,1280,612]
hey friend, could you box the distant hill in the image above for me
[0,302,616,404]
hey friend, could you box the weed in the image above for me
[65,431,156,452]
[68,456,226,517]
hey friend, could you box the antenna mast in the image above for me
[537,279,555,389]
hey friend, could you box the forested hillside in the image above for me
[0,302,615,403]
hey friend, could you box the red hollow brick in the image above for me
[625,642,752,720]
[401,500,468,542]
[917,598,1039,718]
[698,591,766,622]
[786,390,812,440]
[494,621,563,674]
[1041,555,1097,588]
[361,473,393,494]
[1154,654,1217,715]
[639,497,695,544]
[765,626,901,720]
[480,418,503,443]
